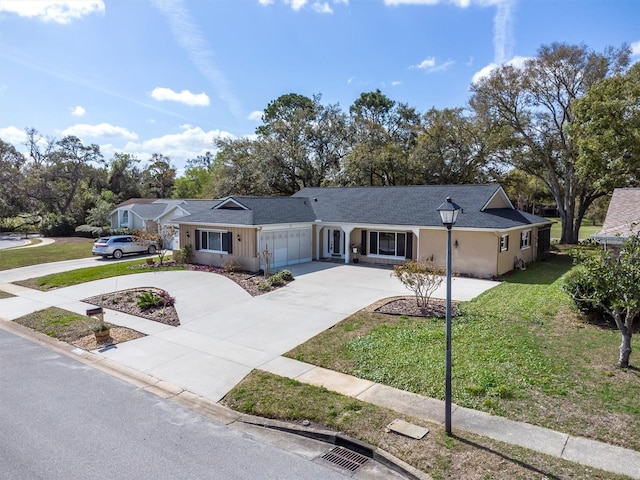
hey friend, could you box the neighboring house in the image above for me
[592,188,640,248]
[108,198,218,249]
[173,184,552,278]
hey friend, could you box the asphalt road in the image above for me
[0,328,348,480]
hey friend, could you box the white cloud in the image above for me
[312,2,333,13]
[631,40,640,57]
[61,123,138,140]
[391,80,402,86]
[150,87,210,107]
[248,110,264,121]
[471,55,529,84]
[414,57,455,73]
[0,126,28,146]
[70,105,85,117]
[0,0,105,24]
[286,0,308,9]
[151,0,242,117]
[270,0,346,12]
[122,126,235,168]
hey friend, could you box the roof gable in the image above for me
[482,188,514,210]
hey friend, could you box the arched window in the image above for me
[121,210,129,227]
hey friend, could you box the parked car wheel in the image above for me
[147,245,157,254]
[113,249,123,259]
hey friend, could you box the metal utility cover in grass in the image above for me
[386,419,429,439]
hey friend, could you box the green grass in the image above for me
[286,252,640,451]
[0,238,94,271]
[547,217,602,241]
[16,258,184,290]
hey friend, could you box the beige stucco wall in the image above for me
[179,224,260,272]
[416,229,499,278]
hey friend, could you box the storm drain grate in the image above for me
[320,446,369,472]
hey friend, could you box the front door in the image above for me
[330,229,342,256]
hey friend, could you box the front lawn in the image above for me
[15,258,184,290]
[286,253,640,452]
[0,237,94,270]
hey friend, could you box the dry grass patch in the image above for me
[13,307,144,349]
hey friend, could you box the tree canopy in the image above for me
[470,42,633,243]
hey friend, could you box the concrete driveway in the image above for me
[0,260,499,403]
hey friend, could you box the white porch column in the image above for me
[342,226,354,264]
[315,224,322,260]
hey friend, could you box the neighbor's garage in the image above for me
[259,227,312,268]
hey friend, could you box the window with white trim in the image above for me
[121,210,129,227]
[520,230,531,249]
[369,231,406,257]
[500,234,509,252]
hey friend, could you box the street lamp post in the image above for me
[437,196,461,436]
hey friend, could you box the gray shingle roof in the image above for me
[593,188,640,242]
[130,203,168,219]
[173,185,550,229]
[293,185,550,229]
[178,196,316,225]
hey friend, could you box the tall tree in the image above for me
[0,139,28,217]
[142,154,176,198]
[211,137,271,197]
[172,153,216,199]
[256,93,350,193]
[470,43,630,243]
[571,62,640,195]
[108,153,142,201]
[410,108,490,185]
[23,129,104,221]
[343,90,421,186]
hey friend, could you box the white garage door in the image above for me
[260,228,312,269]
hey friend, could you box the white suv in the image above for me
[92,235,157,259]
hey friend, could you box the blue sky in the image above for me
[1,0,638,173]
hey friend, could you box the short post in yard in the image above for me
[437,196,461,436]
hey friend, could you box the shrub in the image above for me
[137,291,163,310]
[176,245,193,264]
[393,259,445,310]
[257,281,271,291]
[268,274,285,287]
[39,214,76,237]
[277,269,294,281]
[224,260,242,273]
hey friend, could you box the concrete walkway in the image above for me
[1,259,638,478]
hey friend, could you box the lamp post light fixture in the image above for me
[437,196,461,436]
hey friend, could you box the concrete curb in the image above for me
[0,320,429,480]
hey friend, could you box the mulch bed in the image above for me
[83,287,180,327]
[370,296,459,318]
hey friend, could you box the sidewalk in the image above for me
[0,262,638,478]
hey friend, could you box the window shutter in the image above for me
[361,230,367,255]
[195,229,201,250]
[406,232,413,259]
[520,232,524,249]
[223,232,233,253]
[506,235,509,250]
[369,231,377,255]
